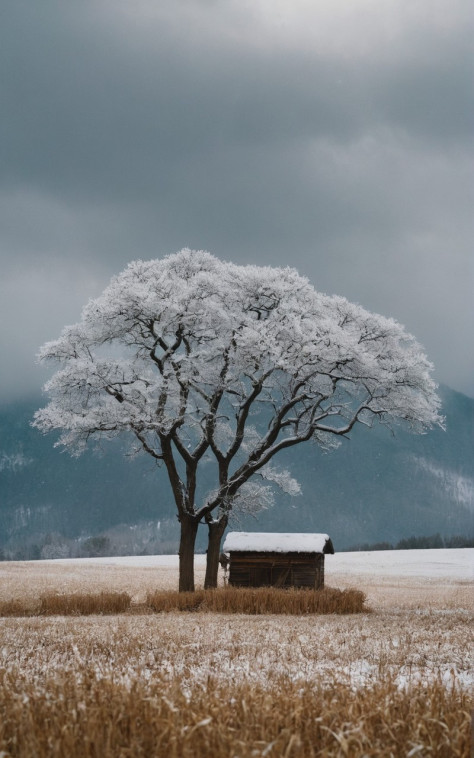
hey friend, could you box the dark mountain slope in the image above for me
[0,385,472,551]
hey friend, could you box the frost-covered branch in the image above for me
[33,249,443,591]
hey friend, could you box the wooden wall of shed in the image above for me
[228,552,325,589]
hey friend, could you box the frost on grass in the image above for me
[0,555,472,701]
[0,556,471,758]
[0,608,472,693]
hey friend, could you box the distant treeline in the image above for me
[344,533,474,552]
[0,519,181,562]
[1,528,473,561]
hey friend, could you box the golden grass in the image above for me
[0,599,26,617]
[0,560,471,756]
[1,557,472,611]
[0,591,131,617]
[146,585,368,614]
[2,611,472,691]
[39,590,131,615]
[0,560,185,606]
[0,668,470,757]
[0,587,366,617]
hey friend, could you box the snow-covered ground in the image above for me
[1,548,472,693]
[3,547,471,614]
[50,547,473,580]
[326,548,473,580]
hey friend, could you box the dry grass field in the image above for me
[0,554,472,756]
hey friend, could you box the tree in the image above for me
[34,249,443,591]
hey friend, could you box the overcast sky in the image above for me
[1,0,473,403]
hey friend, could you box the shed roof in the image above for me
[223,531,333,554]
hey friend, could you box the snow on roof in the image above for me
[223,532,332,554]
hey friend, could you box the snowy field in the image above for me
[46,546,473,579]
[0,549,474,758]
[0,549,472,758]
[0,548,472,611]
[0,548,472,695]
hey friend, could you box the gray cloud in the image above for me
[1,0,473,401]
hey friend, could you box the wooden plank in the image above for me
[228,551,325,589]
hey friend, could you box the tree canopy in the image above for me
[34,249,443,590]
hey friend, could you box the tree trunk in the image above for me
[204,516,228,589]
[178,515,199,592]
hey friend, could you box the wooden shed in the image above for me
[222,532,334,590]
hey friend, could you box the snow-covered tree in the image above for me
[33,250,443,591]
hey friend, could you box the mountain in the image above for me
[263,384,474,547]
[0,385,473,556]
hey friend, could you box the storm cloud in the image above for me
[1,0,473,400]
